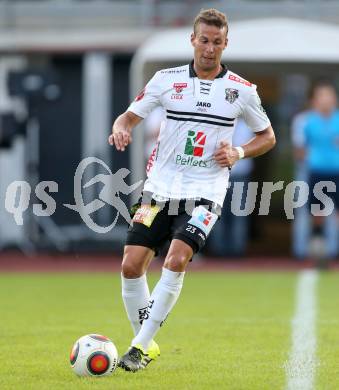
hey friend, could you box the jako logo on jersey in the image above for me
[198,211,212,226]
[196,101,211,108]
[184,130,206,157]
[228,74,252,87]
[173,83,187,93]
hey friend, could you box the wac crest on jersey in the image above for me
[225,88,239,104]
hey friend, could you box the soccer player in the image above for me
[294,81,339,260]
[108,8,276,372]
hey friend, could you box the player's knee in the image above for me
[121,257,143,278]
[164,254,190,272]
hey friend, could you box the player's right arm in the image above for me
[108,111,143,151]
[109,71,163,151]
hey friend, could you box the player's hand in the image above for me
[214,141,240,168]
[108,128,132,151]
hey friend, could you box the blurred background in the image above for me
[0,0,339,260]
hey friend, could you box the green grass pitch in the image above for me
[0,271,338,389]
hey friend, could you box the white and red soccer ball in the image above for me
[70,334,118,377]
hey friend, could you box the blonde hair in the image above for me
[193,8,228,35]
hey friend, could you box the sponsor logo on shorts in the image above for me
[188,205,218,236]
[133,204,160,227]
[198,211,212,225]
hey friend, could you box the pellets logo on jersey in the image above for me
[225,88,239,104]
[184,130,206,157]
[176,131,209,168]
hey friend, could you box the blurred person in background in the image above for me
[109,8,275,372]
[208,119,254,257]
[290,101,311,259]
[294,81,339,260]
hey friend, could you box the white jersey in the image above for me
[128,63,270,206]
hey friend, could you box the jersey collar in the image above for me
[189,60,227,79]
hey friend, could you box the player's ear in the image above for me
[190,32,196,47]
[224,37,228,49]
[222,27,228,49]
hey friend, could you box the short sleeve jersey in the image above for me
[128,62,271,206]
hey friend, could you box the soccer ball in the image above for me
[70,334,118,377]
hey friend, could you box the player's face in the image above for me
[191,23,228,72]
[312,86,338,115]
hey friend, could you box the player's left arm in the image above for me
[240,125,276,158]
[214,126,275,168]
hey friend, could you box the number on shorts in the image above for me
[186,225,196,234]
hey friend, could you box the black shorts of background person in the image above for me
[308,173,339,211]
